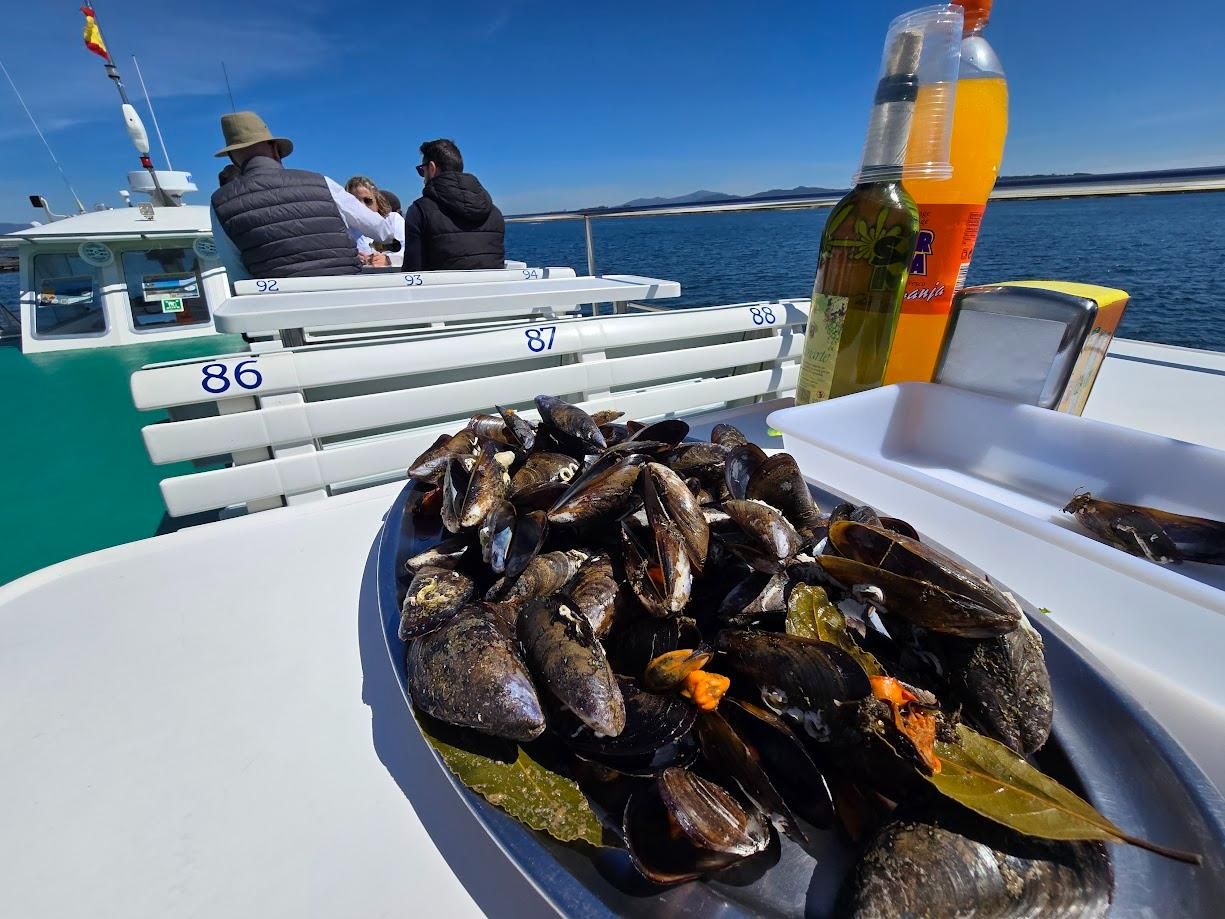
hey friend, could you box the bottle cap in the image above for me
[954,0,992,34]
[856,4,964,183]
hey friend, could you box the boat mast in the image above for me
[82,5,178,207]
[131,54,173,171]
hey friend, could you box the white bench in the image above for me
[132,298,809,517]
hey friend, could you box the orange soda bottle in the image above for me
[883,0,1008,385]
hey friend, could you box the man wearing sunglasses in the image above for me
[403,138,505,272]
[210,111,400,281]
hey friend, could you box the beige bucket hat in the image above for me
[213,111,294,158]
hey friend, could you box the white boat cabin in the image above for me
[3,203,227,354]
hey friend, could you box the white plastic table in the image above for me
[2,402,1223,918]
[0,482,553,919]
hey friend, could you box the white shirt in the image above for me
[210,173,400,283]
[359,211,407,267]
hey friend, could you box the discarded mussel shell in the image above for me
[624,767,771,885]
[824,521,1021,638]
[535,394,607,453]
[565,677,697,776]
[549,453,644,525]
[725,443,768,500]
[746,453,823,536]
[1063,492,1225,565]
[837,801,1113,919]
[399,567,476,640]
[518,594,625,736]
[723,499,802,573]
[408,605,546,742]
[716,630,873,734]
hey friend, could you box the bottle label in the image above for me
[901,203,986,316]
[795,293,850,405]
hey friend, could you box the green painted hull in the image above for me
[0,335,246,585]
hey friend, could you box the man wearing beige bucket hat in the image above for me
[209,111,399,281]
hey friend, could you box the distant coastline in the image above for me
[510,165,1225,220]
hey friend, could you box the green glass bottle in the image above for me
[796,27,926,404]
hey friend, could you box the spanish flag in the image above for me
[81,6,110,61]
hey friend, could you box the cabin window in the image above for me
[31,254,104,337]
[122,247,211,328]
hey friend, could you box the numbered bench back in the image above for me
[131,299,808,518]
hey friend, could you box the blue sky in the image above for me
[1,0,1222,221]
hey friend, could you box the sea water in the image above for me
[506,191,1225,352]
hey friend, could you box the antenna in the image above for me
[131,54,172,170]
[221,61,237,112]
[0,58,87,213]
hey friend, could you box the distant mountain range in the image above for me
[0,221,31,236]
[618,186,845,208]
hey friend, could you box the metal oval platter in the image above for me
[377,478,1225,917]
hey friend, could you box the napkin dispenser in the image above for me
[933,281,1129,415]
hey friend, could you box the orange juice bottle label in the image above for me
[901,203,986,316]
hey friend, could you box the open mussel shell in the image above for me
[610,615,702,678]
[1063,492,1225,565]
[667,442,728,484]
[408,430,478,484]
[643,648,714,693]
[825,521,1021,637]
[829,503,920,541]
[590,409,625,427]
[837,801,1113,919]
[723,499,802,572]
[549,453,644,526]
[564,677,697,776]
[624,767,771,885]
[459,442,514,529]
[483,499,516,574]
[503,509,548,581]
[745,453,824,537]
[723,698,834,830]
[466,413,513,444]
[535,394,607,453]
[725,443,768,501]
[718,572,789,625]
[404,534,469,574]
[628,418,690,449]
[716,630,872,735]
[623,517,693,617]
[441,455,475,533]
[644,461,710,572]
[408,604,546,742]
[399,567,476,640]
[518,594,625,737]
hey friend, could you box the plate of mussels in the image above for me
[377,396,1225,918]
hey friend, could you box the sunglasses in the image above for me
[360,196,376,206]
[416,163,428,177]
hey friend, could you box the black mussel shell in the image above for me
[483,499,516,574]
[518,594,625,736]
[496,405,537,452]
[503,508,548,581]
[408,605,546,742]
[722,698,834,830]
[723,499,802,572]
[611,615,702,678]
[564,678,697,776]
[746,453,823,536]
[644,461,710,572]
[459,442,513,529]
[441,455,474,533]
[564,554,622,638]
[836,801,1113,919]
[399,567,476,639]
[716,630,872,733]
[535,394,607,452]
[623,516,693,616]
[488,549,589,605]
[725,443,768,501]
[549,453,644,526]
[668,442,729,484]
[711,423,749,448]
[590,409,625,426]
[408,431,478,484]
[467,413,513,444]
[510,451,580,496]
[628,418,690,448]
[511,480,571,513]
[599,422,631,447]
[624,768,771,885]
[404,534,469,574]
[718,572,789,625]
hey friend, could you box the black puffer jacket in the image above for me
[403,172,505,271]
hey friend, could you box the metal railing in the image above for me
[505,194,842,275]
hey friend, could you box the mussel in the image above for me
[535,394,607,453]
[565,677,697,775]
[399,567,475,639]
[407,604,546,742]
[1064,492,1225,565]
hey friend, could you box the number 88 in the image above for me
[749,306,777,326]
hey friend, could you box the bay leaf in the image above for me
[787,584,882,676]
[927,723,1200,864]
[418,717,607,848]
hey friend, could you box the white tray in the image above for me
[767,383,1225,789]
